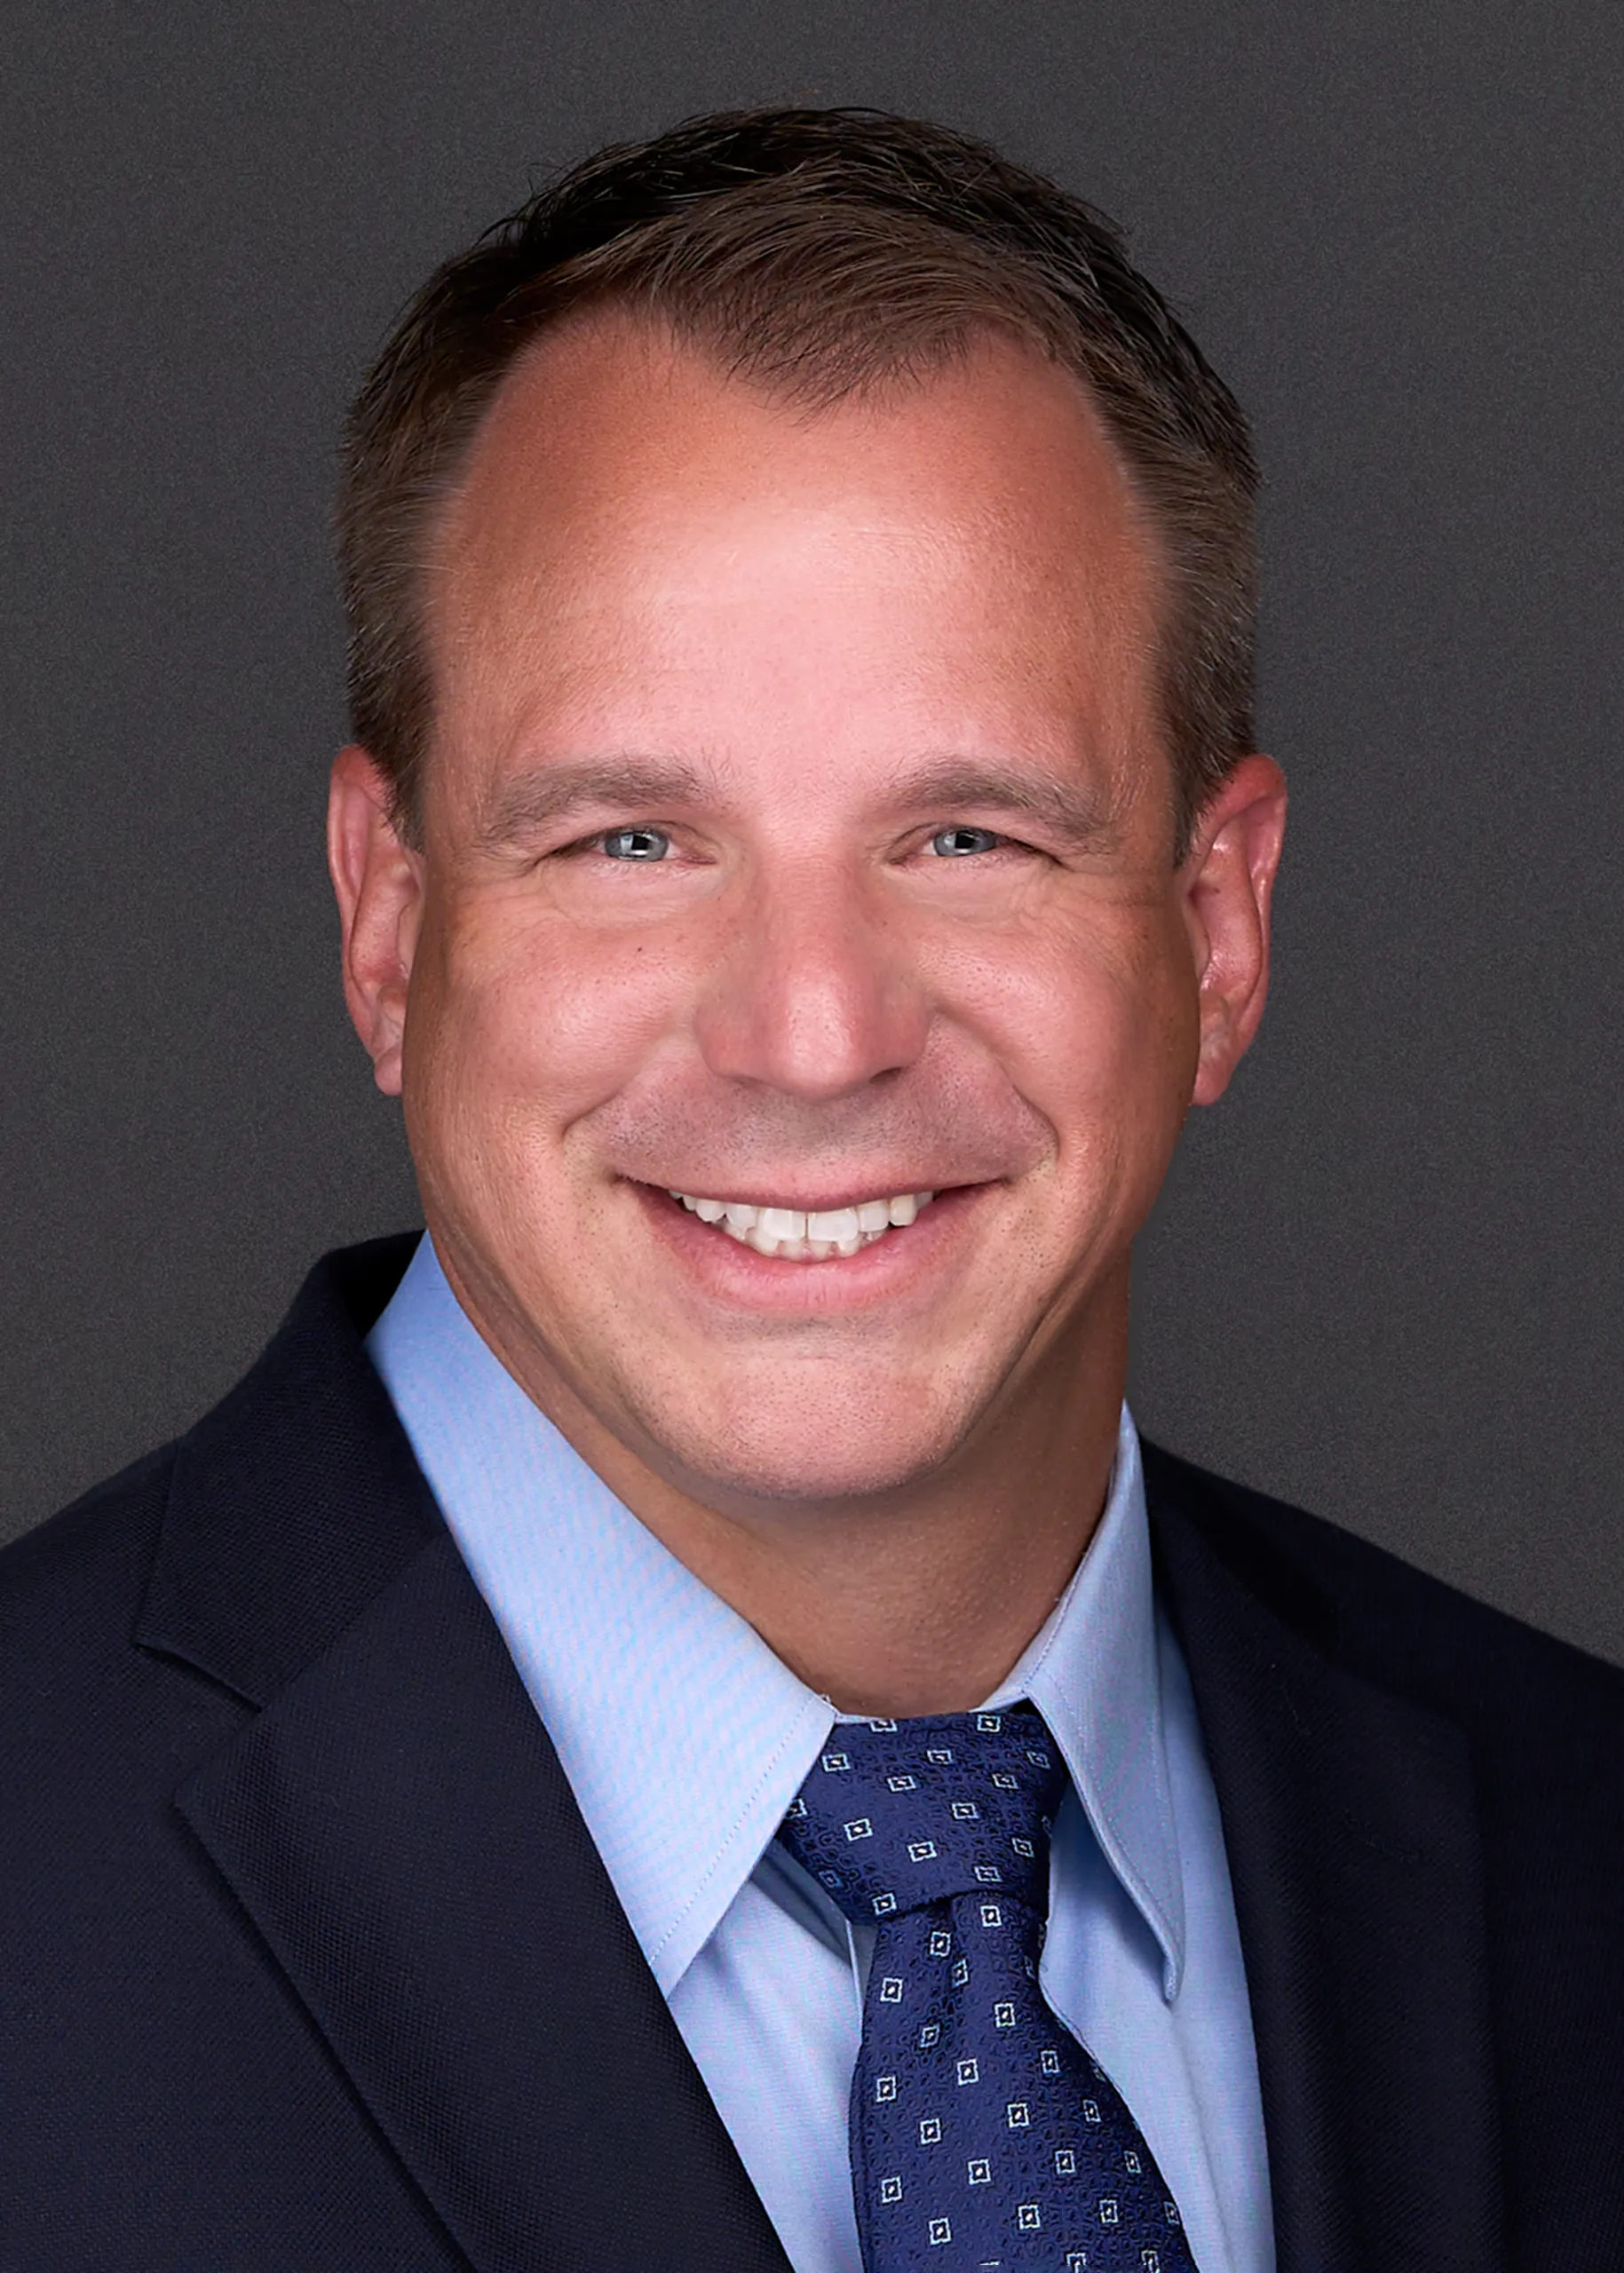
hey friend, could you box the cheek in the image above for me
[962,911,1199,1182]
[403,891,701,1137]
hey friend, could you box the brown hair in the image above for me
[337,107,1257,852]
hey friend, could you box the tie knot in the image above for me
[776,1707,1066,1927]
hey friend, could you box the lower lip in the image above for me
[631,1184,983,1312]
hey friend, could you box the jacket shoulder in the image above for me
[0,1442,177,1675]
[1142,1436,1624,1729]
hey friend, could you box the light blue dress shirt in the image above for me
[367,1234,1274,2273]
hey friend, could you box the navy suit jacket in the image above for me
[5,1234,1624,2270]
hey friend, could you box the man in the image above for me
[3,105,1621,2273]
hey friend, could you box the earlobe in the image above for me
[327,746,424,1098]
[1182,754,1287,1108]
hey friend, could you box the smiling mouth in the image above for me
[665,1187,938,1262]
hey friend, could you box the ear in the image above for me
[327,746,424,1097]
[1179,754,1287,1108]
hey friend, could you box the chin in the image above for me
[635,1382,976,1509]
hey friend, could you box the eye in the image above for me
[929,825,1004,858]
[599,825,671,861]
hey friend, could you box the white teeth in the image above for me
[673,1187,937,1262]
[807,1206,860,1244]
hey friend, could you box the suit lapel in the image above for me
[176,1533,789,2273]
[1145,1448,1504,2273]
[142,1243,790,2273]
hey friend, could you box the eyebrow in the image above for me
[472,750,1126,853]
[474,756,709,850]
[882,757,1128,852]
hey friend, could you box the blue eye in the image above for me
[930,826,1002,858]
[600,826,670,860]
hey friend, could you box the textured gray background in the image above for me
[4,0,1623,1659]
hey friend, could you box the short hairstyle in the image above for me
[337,107,1257,853]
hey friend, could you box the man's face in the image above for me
[345,319,1266,1512]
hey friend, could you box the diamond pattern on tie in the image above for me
[778,1709,1196,2272]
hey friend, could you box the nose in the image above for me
[694,854,931,1100]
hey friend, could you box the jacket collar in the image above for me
[137,1238,791,2273]
[136,1235,442,1707]
[1145,1442,1505,2273]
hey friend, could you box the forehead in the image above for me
[426,313,1163,793]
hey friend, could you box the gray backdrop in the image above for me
[5,0,1623,1661]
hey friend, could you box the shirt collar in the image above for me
[988,1411,1184,1996]
[367,1234,1184,1998]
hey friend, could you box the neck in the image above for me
[446,1253,1129,1717]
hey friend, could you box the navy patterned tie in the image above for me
[777,1708,1197,2272]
